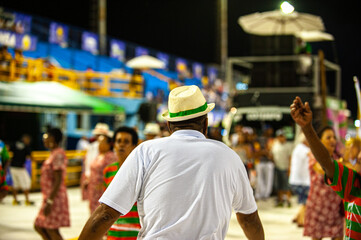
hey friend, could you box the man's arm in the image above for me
[78,203,121,240]
[236,211,264,240]
[290,96,335,179]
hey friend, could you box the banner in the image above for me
[82,31,99,55]
[0,30,16,47]
[176,58,187,73]
[207,67,218,84]
[13,12,32,34]
[0,30,37,51]
[135,46,149,57]
[110,39,126,61]
[16,34,37,51]
[192,62,203,79]
[49,22,69,47]
[156,52,169,69]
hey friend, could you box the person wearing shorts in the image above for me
[9,134,33,205]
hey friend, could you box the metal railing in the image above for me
[0,57,144,98]
[30,150,86,190]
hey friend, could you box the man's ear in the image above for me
[166,121,172,134]
[203,117,208,136]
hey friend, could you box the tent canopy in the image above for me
[0,81,124,115]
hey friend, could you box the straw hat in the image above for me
[144,123,160,135]
[162,85,215,122]
[92,123,113,138]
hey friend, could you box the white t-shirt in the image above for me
[288,142,310,186]
[84,141,99,177]
[271,140,293,170]
[100,130,257,239]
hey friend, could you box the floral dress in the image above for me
[303,153,344,238]
[34,148,70,229]
[88,151,117,213]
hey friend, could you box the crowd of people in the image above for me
[229,114,361,239]
[0,45,57,81]
[2,86,361,239]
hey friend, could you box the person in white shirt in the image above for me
[289,133,310,227]
[271,129,293,207]
[79,85,264,240]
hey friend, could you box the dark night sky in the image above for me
[1,0,361,118]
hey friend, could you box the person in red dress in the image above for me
[34,128,70,240]
[303,126,344,240]
[88,134,117,213]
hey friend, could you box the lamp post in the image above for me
[218,0,227,79]
[98,0,107,56]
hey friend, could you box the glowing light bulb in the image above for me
[230,107,237,114]
[355,119,360,128]
[281,1,294,14]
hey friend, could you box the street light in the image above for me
[280,1,294,14]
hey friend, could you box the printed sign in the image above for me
[192,62,203,79]
[156,52,169,69]
[0,30,37,51]
[0,30,16,47]
[110,39,126,61]
[135,46,149,57]
[82,31,99,55]
[13,12,32,34]
[207,67,218,84]
[16,34,37,51]
[176,58,187,73]
[49,22,69,47]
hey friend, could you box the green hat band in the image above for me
[169,102,208,118]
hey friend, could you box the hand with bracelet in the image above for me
[34,128,70,240]
[44,198,54,216]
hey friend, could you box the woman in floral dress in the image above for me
[303,126,343,240]
[88,135,116,213]
[34,128,70,240]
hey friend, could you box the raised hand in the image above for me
[290,96,313,128]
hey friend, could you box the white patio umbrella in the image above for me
[238,10,325,36]
[295,30,334,42]
[126,55,165,69]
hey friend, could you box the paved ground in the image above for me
[0,187,310,240]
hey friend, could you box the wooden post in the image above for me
[319,50,328,127]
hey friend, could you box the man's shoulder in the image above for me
[139,136,170,147]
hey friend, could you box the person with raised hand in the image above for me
[290,96,361,240]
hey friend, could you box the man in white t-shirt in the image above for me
[79,85,264,240]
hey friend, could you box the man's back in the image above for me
[100,130,256,239]
[79,85,263,240]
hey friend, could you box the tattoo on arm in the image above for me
[91,210,116,232]
[79,204,120,240]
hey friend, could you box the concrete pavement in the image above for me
[0,187,309,240]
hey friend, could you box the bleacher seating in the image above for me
[0,7,211,103]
